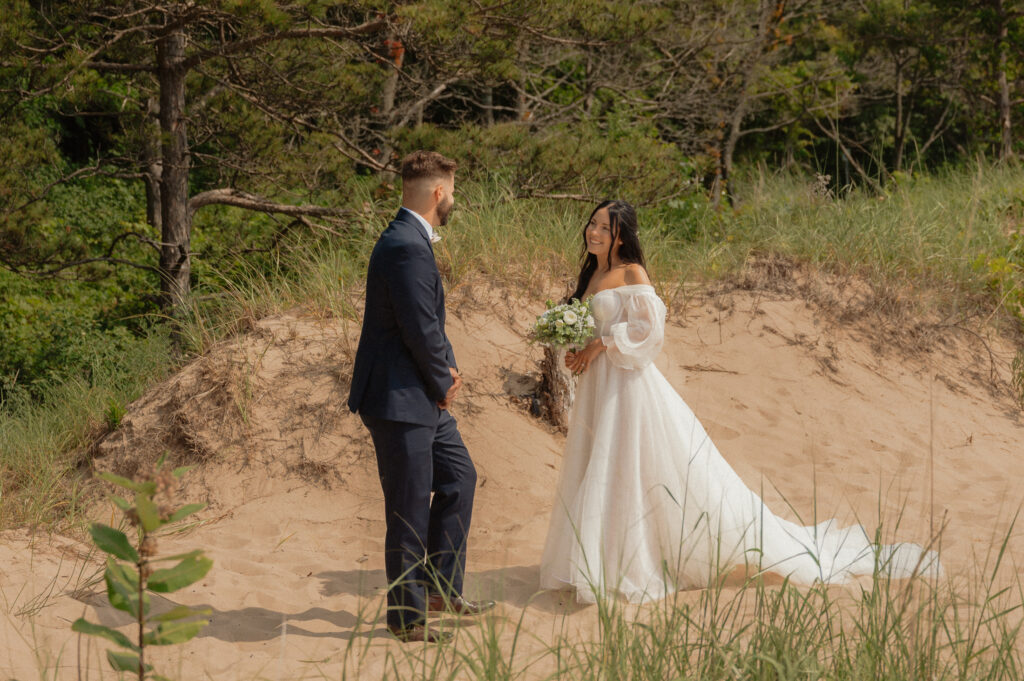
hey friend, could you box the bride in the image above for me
[539,200,940,604]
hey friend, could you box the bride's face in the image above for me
[585,207,621,261]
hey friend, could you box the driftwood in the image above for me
[538,346,576,433]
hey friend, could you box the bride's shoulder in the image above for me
[623,263,652,287]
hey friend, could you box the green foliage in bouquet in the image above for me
[72,458,212,681]
[530,298,596,349]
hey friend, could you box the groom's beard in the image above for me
[437,195,454,226]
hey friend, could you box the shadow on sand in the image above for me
[316,563,589,616]
[74,562,582,644]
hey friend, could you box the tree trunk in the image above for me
[583,54,594,116]
[516,73,528,121]
[719,95,749,207]
[143,96,162,234]
[378,36,403,178]
[381,53,399,117]
[894,57,906,172]
[997,0,1014,160]
[713,0,773,207]
[483,87,494,126]
[539,346,575,433]
[157,29,191,310]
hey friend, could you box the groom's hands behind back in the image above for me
[438,367,462,409]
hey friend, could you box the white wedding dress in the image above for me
[539,284,940,604]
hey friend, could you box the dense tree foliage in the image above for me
[1,0,1022,400]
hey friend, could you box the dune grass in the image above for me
[27,505,1021,680]
[293,528,1020,680]
[0,329,172,529]
[727,164,1024,303]
[312,503,1023,681]
[176,163,1024,356]
[32,576,1024,679]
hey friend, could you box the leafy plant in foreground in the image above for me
[72,460,212,680]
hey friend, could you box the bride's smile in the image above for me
[584,209,621,259]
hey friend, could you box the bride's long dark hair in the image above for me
[567,200,647,302]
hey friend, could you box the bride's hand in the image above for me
[566,339,605,375]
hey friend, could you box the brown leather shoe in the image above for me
[387,623,453,643]
[427,594,496,615]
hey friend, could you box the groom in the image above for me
[348,150,493,643]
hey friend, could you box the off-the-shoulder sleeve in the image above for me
[601,289,667,370]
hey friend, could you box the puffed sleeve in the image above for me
[601,289,667,370]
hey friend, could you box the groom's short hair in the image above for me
[400,150,457,184]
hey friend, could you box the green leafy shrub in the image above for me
[0,279,151,403]
[972,247,1024,325]
[0,176,157,402]
[73,461,212,680]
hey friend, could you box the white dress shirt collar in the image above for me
[400,206,441,243]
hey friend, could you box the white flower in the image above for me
[530,299,596,348]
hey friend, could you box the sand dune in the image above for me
[2,275,1022,679]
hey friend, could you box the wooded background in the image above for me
[1,0,1022,400]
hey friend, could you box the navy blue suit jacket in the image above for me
[347,209,456,426]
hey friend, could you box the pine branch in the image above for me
[187,188,351,222]
[182,19,388,70]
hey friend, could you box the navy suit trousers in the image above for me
[360,410,477,629]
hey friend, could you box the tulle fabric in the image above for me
[539,284,940,604]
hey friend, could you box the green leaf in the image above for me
[172,465,194,479]
[88,523,139,563]
[148,555,213,593]
[105,559,148,616]
[143,618,208,645]
[110,495,132,511]
[135,491,161,532]
[71,618,140,652]
[151,549,203,563]
[97,472,143,492]
[105,561,136,615]
[167,503,204,523]
[152,605,212,622]
[106,649,149,673]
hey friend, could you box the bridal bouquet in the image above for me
[530,298,595,350]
